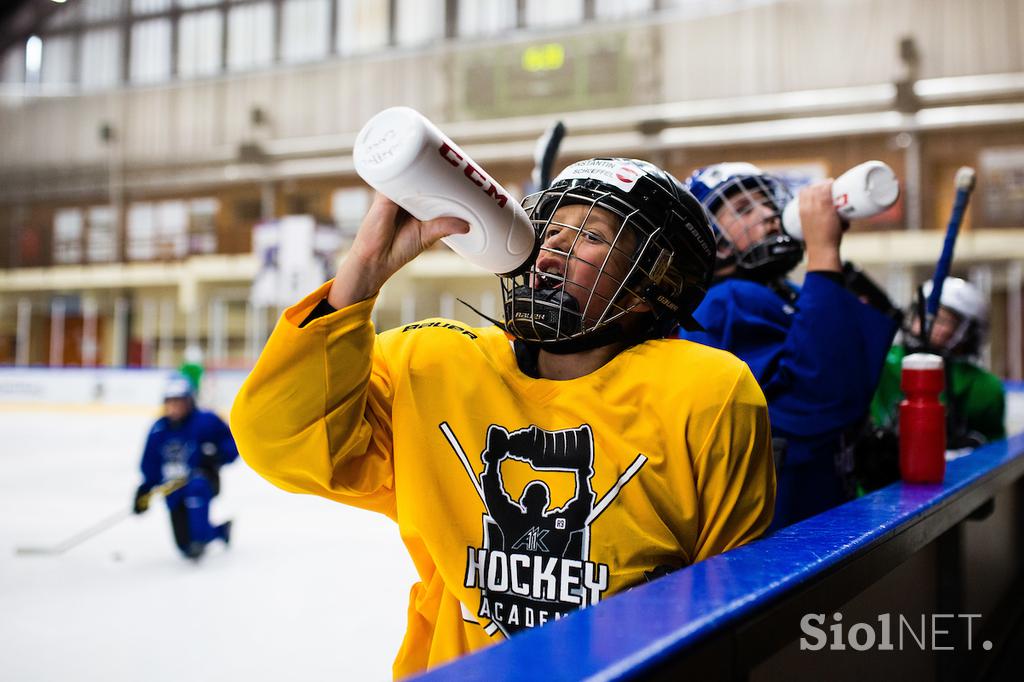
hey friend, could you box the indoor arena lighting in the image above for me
[25,36,41,75]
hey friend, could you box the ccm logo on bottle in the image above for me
[439,141,510,208]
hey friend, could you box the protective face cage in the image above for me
[689,168,803,280]
[904,308,983,358]
[904,285,987,358]
[499,160,714,353]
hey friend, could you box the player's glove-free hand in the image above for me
[133,485,151,515]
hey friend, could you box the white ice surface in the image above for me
[0,407,417,682]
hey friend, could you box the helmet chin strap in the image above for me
[733,234,804,282]
[459,290,645,356]
[905,315,976,358]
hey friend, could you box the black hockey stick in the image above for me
[530,120,567,192]
[15,478,187,557]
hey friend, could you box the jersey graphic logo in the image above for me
[440,422,647,639]
[160,440,191,481]
[511,527,549,552]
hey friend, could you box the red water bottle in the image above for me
[899,353,946,483]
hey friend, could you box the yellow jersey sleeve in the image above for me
[230,281,397,518]
[691,365,775,562]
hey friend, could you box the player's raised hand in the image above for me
[329,193,470,308]
[482,425,510,466]
[798,180,843,273]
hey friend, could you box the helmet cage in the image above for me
[945,316,982,356]
[703,173,797,262]
[500,176,707,348]
[908,278,989,357]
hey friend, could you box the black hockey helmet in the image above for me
[499,158,715,352]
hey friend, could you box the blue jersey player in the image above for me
[133,374,238,559]
[680,164,898,530]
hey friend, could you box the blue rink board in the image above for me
[414,431,1024,681]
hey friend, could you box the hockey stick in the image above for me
[585,454,648,526]
[439,421,485,504]
[530,120,567,193]
[15,478,188,557]
[923,166,976,343]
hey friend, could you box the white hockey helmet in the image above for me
[922,277,987,325]
[919,277,988,355]
[163,374,195,401]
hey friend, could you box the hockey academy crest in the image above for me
[440,422,647,638]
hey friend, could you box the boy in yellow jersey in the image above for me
[231,158,776,678]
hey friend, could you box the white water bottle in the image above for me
[353,106,536,275]
[782,160,900,240]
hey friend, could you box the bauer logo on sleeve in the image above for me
[554,160,648,192]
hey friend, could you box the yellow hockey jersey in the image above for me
[231,281,775,678]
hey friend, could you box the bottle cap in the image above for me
[353,107,429,185]
[353,107,536,275]
[902,352,944,370]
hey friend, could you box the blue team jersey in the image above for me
[139,408,239,490]
[680,272,898,528]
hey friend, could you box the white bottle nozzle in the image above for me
[782,160,900,241]
[353,107,536,275]
[902,353,944,371]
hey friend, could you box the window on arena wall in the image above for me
[523,0,584,28]
[86,206,119,263]
[130,0,172,14]
[130,18,172,83]
[282,0,331,64]
[128,200,191,261]
[336,0,390,56]
[227,2,275,71]
[53,209,84,265]
[188,198,220,254]
[79,28,121,91]
[594,0,654,20]
[128,203,157,260]
[394,0,445,47]
[177,0,220,8]
[457,0,516,38]
[81,0,126,23]
[40,35,74,88]
[178,9,223,78]
[979,147,1024,228]
[155,201,189,259]
[662,0,719,9]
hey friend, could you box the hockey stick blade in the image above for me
[13,479,186,557]
[13,508,133,557]
[15,546,60,556]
